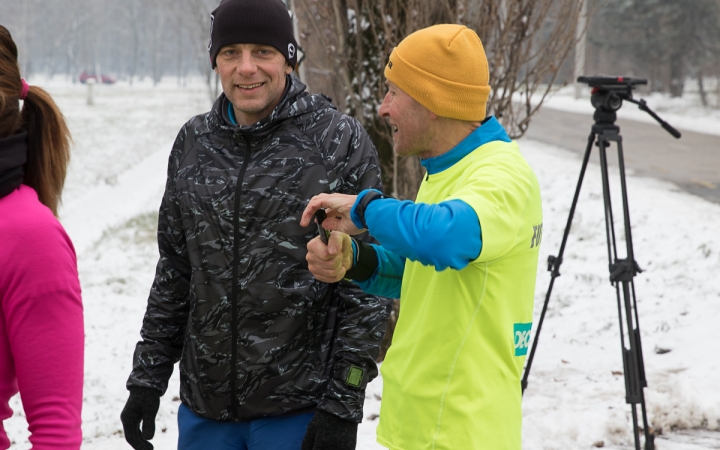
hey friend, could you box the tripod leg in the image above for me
[598,133,654,450]
[623,280,654,450]
[617,140,655,450]
[633,285,655,449]
[597,135,620,264]
[521,131,596,394]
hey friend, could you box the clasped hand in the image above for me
[300,193,361,283]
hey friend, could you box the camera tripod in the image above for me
[521,76,681,450]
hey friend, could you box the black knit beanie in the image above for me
[208,0,297,69]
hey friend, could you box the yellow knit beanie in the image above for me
[384,24,491,121]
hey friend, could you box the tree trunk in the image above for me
[395,156,424,201]
[697,70,708,108]
[669,54,685,98]
[376,299,400,362]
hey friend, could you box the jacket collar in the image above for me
[0,130,28,199]
[420,116,511,175]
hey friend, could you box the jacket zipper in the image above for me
[230,134,252,421]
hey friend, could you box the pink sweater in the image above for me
[0,185,83,449]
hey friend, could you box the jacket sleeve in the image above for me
[316,115,392,422]
[126,124,193,395]
[354,243,406,299]
[357,194,482,271]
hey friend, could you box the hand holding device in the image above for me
[315,209,330,245]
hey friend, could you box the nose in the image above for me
[236,53,257,76]
[378,91,391,118]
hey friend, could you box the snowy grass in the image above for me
[3,77,719,449]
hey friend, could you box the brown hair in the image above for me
[0,25,71,216]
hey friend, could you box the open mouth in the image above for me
[392,125,398,132]
[237,82,264,89]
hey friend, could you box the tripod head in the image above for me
[578,76,646,113]
[578,75,681,138]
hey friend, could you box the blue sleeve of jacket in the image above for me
[353,244,406,299]
[354,195,483,272]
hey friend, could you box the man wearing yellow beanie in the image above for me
[301,24,543,449]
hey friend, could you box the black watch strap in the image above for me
[355,190,389,229]
[345,239,378,282]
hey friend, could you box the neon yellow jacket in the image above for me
[359,120,542,449]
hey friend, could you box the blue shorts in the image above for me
[177,404,314,450]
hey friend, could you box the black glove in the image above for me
[301,409,358,450]
[120,387,162,450]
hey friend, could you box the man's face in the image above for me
[214,43,293,126]
[378,81,435,158]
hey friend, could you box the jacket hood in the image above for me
[212,75,336,136]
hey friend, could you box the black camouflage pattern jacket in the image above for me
[127,76,390,423]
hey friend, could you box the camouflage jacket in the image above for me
[127,76,390,423]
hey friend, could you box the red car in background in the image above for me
[78,70,116,84]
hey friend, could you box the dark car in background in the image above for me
[78,70,116,84]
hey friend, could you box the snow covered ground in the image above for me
[3,77,719,449]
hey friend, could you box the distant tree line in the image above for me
[4,0,719,105]
[587,0,720,104]
[1,0,217,92]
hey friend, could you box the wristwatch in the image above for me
[354,189,389,230]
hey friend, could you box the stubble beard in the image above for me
[394,128,434,159]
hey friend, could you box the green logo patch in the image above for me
[346,366,364,387]
[514,323,532,356]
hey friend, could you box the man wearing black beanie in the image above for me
[120,1,390,449]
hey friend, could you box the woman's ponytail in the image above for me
[0,25,71,216]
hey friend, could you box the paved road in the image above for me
[525,107,720,204]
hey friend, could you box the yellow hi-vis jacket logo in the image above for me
[514,323,532,356]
